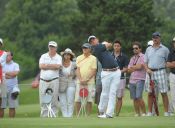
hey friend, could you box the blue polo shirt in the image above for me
[92,43,118,69]
[144,44,169,69]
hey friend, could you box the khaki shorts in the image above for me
[1,91,18,109]
[116,79,126,98]
[75,83,95,102]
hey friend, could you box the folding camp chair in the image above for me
[77,88,88,117]
[40,88,56,118]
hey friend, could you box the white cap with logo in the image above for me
[48,41,57,47]
[88,35,96,43]
[147,40,153,46]
[173,37,175,42]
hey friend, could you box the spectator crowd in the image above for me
[1,32,175,118]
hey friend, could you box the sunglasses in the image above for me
[132,47,139,50]
[49,45,56,48]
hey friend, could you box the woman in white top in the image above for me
[59,48,76,117]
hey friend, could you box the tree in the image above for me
[72,0,162,53]
[0,0,170,80]
[0,0,9,18]
[153,0,175,46]
[0,0,80,80]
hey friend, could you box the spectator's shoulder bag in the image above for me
[59,75,68,93]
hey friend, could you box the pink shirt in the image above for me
[128,53,146,84]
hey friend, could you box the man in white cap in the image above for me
[0,38,7,118]
[166,37,175,115]
[39,41,62,117]
[0,51,20,118]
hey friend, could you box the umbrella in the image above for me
[149,74,159,116]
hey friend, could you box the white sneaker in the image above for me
[98,114,106,118]
[141,113,146,116]
[169,112,174,116]
[164,112,170,117]
[98,114,113,118]
[134,114,139,117]
[146,112,153,116]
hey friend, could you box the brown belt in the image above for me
[40,77,58,82]
[103,67,118,72]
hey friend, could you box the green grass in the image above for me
[1,117,175,128]
[0,79,175,128]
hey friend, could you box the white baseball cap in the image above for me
[147,40,153,46]
[88,35,96,43]
[0,38,3,44]
[48,41,57,47]
[173,37,175,42]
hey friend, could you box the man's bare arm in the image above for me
[87,69,97,81]
[103,41,112,49]
[166,61,175,68]
[39,64,61,70]
[5,71,19,79]
[144,64,153,74]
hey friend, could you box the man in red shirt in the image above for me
[0,38,8,118]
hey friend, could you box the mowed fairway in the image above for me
[0,80,175,128]
[1,117,175,128]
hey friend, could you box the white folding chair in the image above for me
[41,88,56,118]
[77,88,88,117]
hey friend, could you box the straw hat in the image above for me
[60,48,75,57]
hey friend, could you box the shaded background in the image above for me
[0,0,174,80]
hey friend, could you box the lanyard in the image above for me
[133,56,140,65]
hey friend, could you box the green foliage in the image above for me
[75,0,160,42]
[1,0,174,80]
[0,0,9,18]
[73,0,161,55]
[0,0,80,80]
[3,38,37,80]
[153,0,175,46]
